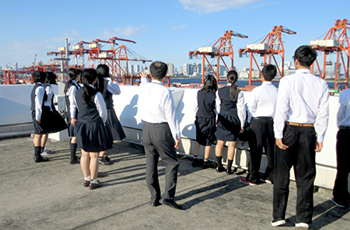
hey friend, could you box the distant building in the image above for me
[166,63,174,76]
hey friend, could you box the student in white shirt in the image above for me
[240,64,278,186]
[139,61,182,210]
[64,69,81,164]
[272,45,329,229]
[332,89,350,208]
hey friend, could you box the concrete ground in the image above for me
[0,136,349,230]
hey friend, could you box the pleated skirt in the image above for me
[106,108,126,141]
[75,118,113,152]
[195,116,216,146]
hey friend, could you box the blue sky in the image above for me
[0,0,349,70]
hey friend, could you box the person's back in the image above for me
[196,90,216,118]
[280,71,328,122]
[272,45,329,229]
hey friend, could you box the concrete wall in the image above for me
[0,83,348,190]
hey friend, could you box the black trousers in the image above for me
[143,122,179,203]
[333,129,350,204]
[247,117,275,184]
[273,125,316,224]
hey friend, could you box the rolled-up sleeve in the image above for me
[107,79,121,95]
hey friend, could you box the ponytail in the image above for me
[64,69,77,94]
[227,70,240,101]
[82,69,97,105]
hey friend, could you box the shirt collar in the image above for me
[262,81,273,85]
[296,69,311,74]
[152,80,163,85]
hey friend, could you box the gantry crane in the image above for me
[47,37,151,83]
[310,19,350,89]
[238,25,296,86]
[189,30,248,83]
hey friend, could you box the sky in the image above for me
[0,0,349,70]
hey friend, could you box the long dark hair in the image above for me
[82,69,98,105]
[64,68,77,94]
[96,64,109,93]
[201,75,218,92]
[227,70,240,101]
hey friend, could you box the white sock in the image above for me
[84,176,91,181]
[91,179,98,184]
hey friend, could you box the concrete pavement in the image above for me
[0,136,349,230]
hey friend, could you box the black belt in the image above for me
[339,126,350,130]
[144,121,168,126]
[253,117,273,120]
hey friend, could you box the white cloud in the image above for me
[104,25,147,38]
[172,24,189,30]
[179,0,263,13]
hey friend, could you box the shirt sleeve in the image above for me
[247,88,257,122]
[107,79,121,95]
[164,89,181,140]
[237,91,246,128]
[140,77,150,86]
[215,90,221,122]
[35,86,45,120]
[337,93,346,128]
[68,86,78,119]
[274,79,290,139]
[315,82,329,142]
[194,91,198,115]
[95,92,108,124]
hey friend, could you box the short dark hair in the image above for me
[262,64,277,81]
[150,61,167,80]
[33,71,46,83]
[294,45,317,67]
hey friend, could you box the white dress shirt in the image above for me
[106,78,121,95]
[248,81,278,121]
[139,77,181,141]
[34,83,45,120]
[337,88,350,128]
[274,69,329,142]
[44,84,54,111]
[215,84,246,128]
[66,80,80,119]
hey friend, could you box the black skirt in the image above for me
[195,116,216,146]
[106,108,126,141]
[41,107,67,134]
[32,111,46,134]
[75,118,113,152]
[215,113,241,141]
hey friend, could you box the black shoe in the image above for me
[191,158,201,167]
[104,155,114,164]
[227,168,234,175]
[89,180,103,190]
[70,159,80,164]
[216,166,226,172]
[99,156,112,165]
[150,200,162,207]
[161,199,183,210]
[34,157,49,163]
[202,161,211,169]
